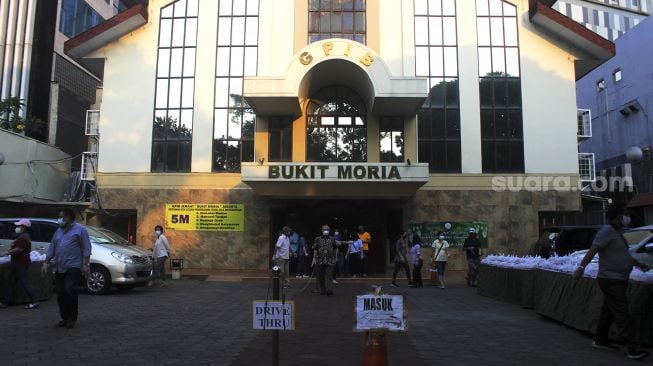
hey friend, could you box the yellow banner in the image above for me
[165,204,244,232]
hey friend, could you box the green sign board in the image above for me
[408,221,488,248]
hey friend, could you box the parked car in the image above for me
[0,218,154,294]
[533,225,601,258]
[571,226,653,268]
[623,225,653,246]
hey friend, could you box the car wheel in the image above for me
[116,285,135,292]
[86,266,111,295]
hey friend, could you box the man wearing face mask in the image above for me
[273,226,292,288]
[0,219,39,309]
[313,225,337,296]
[152,225,170,287]
[42,209,92,329]
[574,203,650,360]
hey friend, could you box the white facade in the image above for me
[90,0,581,178]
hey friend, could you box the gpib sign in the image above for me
[355,295,406,331]
[252,300,295,330]
[165,204,244,232]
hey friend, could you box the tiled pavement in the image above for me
[0,277,648,365]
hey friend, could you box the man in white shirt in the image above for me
[153,225,170,287]
[274,226,292,287]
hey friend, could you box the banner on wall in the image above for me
[165,204,244,232]
[408,221,488,248]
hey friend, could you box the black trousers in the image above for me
[315,264,333,293]
[392,260,410,282]
[596,278,636,347]
[348,253,361,276]
[2,267,37,304]
[55,269,81,322]
[412,259,423,287]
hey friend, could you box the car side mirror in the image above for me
[645,243,653,253]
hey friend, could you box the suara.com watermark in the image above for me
[491,176,634,192]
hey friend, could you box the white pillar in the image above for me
[19,0,37,116]
[10,0,28,98]
[2,0,19,99]
[0,0,10,94]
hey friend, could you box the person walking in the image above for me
[331,229,343,284]
[574,204,650,360]
[153,225,170,287]
[313,225,337,296]
[273,226,292,288]
[463,228,481,287]
[391,232,411,287]
[0,219,39,309]
[296,234,310,278]
[357,225,371,277]
[42,209,92,329]
[347,233,363,278]
[432,233,450,289]
[410,237,423,288]
[289,229,299,276]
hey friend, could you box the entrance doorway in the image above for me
[270,199,403,274]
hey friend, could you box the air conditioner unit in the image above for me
[81,152,98,181]
[85,110,100,136]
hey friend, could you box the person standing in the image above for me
[0,219,39,309]
[313,225,337,296]
[410,238,423,288]
[432,233,450,289]
[153,225,170,287]
[391,232,411,287]
[331,229,344,284]
[463,228,481,287]
[289,229,299,276]
[42,209,92,329]
[574,204,650,360]
[357,225,371,277]
[273,226,292,287]
[347,233,363,278]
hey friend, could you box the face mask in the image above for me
[334,232,339,235]
[322,230,330,236]
[155,230,162,237]
[621,215,631,227]
[15,227,23,234]
[438,236,444,240]
[57,218,65,227]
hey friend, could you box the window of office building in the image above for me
[269,117,293,162]
[308,0,366,44]
[151,0,198,172]
[380,117,404,163]
[477,0,524,173]
[213,0,259,172]
[414,0,461,173]
[59,0,105,38]
[307,86,367,162]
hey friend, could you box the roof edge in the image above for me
[64,4,148,58]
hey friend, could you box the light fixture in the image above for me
[626,146,643,162]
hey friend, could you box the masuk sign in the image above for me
[241,163,430,182]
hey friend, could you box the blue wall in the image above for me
[577,15,653,177]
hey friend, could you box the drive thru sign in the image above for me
[252,300,295,330]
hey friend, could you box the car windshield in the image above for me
[623,229,653,245]
[86,226,130,245]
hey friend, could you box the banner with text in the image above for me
[165,204,244,232]
[252,300,295,330]
[355,294,406,331]
[408,221,488,248]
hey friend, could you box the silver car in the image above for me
[0,218,154,294]
[570,225,653,268]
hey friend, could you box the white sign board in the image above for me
[355,295,406,331]
[252,300,295,330]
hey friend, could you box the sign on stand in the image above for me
[355,295,406,331]
[252,300,295,330]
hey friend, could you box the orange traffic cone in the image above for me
[362,329,388,366]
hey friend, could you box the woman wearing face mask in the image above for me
[0,219,39,309]
[432,232,450,289]
[152,225,170,287]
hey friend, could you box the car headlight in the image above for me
[111,252,134,264]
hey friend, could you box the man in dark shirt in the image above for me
[0,219,38,309]
[574,203,650,360]
[313,224,337,296]
[463,228,481,287]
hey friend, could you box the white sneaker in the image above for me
[332,280,338,284]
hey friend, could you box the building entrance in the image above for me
[270,199,403,275]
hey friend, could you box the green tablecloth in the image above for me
[478,264,653,346]
[0,262,54,304]
[478,264,536,308]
